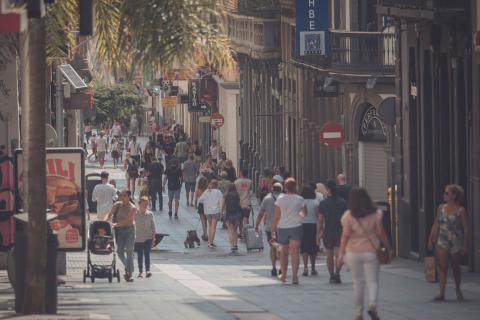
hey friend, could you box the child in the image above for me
[134,197,156,278]
[93,226,112,252]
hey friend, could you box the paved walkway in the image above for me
[1,137,480,319]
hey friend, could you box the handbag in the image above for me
[355,216,392,265]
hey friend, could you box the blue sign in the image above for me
[295,0,330,56]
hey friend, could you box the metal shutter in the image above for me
[359,142,388,202]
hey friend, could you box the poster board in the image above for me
[14,148,86,251]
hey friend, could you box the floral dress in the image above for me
[436,205,464,254]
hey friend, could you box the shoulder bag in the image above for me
[355,216,391,265]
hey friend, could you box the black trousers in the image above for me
[135,239,152,273]
[149,178,163,210]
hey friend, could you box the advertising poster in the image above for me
[14,148,86,251]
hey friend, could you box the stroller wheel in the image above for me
[83,270,87,283]
[91,276,95,283]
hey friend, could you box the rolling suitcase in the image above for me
[245,226,264,252]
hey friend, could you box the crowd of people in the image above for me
[86,119,468,320]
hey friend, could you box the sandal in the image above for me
[311,270,318,276]
[456,290,465,301]
[208,244,214,249]
[302,270,308,276]
[292,277,299,285]
[367,308,380,320]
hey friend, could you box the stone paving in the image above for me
[1,137,480,319]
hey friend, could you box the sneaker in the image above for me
[271,268,278,277]
[329,275,336,284]
[146,272,152,278]
[138,272,144,278]
[174,213,178,219]
[334,273,342,284]
[302,270,308,276]
[311,270,318,276]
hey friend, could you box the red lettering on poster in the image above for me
[46,159,76,181]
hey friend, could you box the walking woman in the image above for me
[428,184,468,301]
[104,189,137,282]
[195,175,209,241]
[300,185,319,276]
[221,183,242,253]
[135,196,156,278]
[124,153,139,196]
[271,178,306,284]
[111,137,121,169]
[198,179,223,248]
[337,188,392,320]
[143,141,155,169]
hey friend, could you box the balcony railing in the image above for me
[331,30,396,75]
[227,12,280,59]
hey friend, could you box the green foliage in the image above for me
[91,82,144,124]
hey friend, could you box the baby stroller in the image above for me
[83,220,121,283]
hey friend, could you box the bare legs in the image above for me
[436,248,464,301]
[207,217,218,247]
[302,253,317,274]
[279,240,300,284]
[228,223,238,248]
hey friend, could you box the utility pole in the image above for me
[22,16,47,314]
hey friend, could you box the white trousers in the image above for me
[345,251,379,317]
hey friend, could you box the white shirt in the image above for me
[96,137,107,152]
[198,189,223,215]
[275,194,305,229]
[111,124,122,137]
[92,183,117,215]
[128,141,141,156]
[210,145,219,160]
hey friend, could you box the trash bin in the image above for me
[86,173,102,213]
[375,201,392,243]
[14,213,58,314]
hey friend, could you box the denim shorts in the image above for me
[277,225,303,245]
[168,189,181,201]
[206,213,221,221]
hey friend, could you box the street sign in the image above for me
[162,96,177,108]
[199,116,211,123]
[320,122,344,147]
[210,112,225,129]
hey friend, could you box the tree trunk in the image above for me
[22,17,47,314]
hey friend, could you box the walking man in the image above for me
[128,135,142,164]
[256,182,283,276]
[318,179,348,284]
[92,171,118,221]
[163,160,183,219]
[96,132,108,169]
[336,173,352,203]
[209,140,219,164]
[175,137,189,164]
[148,157,164,211]
[183,154,199,206]
[235,168,252,233]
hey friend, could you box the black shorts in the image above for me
[241,207,251,218]
[301,223,318,255]
[323,234,341,249]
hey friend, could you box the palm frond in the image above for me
[0,33,18,69]
[45,0,78,63]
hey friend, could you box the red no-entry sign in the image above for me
[320,122,345,147]
[210,113,225,129]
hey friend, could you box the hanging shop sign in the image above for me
[14,148,86,251]
[359,105,387,142]
[199,116,211,123]
[188,79,202,112]
[162,96,177,108]
[295,0,330,56]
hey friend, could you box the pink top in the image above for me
[341,209,383,253]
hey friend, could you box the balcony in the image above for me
[330,30,396,75]
[227,12,280,60]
